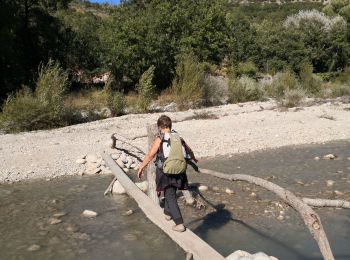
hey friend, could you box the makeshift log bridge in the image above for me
[102,152,225,260]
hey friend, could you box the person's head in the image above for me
[157,115,172,132]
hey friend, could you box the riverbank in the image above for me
[1,98,350,183]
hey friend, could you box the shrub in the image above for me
[137,65,156,112]
[106,85,125,117]
[200,74,228,106]
[237,61,258,77]
[279,88,306,108]
[228,75,264,104]
[171,53,203,110]
[0,60,69,132]
[299,62,323,95]
[267,70,300,98]
[331,84,350,97]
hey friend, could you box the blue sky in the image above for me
[88,0,120,5]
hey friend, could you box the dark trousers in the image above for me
[164,186,183,225]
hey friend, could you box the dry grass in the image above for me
[156,89,176,106]
[65,88,107,110]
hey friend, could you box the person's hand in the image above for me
[137,167,144,179]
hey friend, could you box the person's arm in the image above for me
[137,137,161,178]
[182,139,198,163]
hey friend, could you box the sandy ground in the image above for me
[1,99,350,184]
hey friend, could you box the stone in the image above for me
[123,168,129,173]
[135,181,148,192]
[65,225,79,232]
[130,163,138,169]
[86,153,99,163]
[48,218,62,225]
[347,157,350,161]
[226,250,251,260]
[212,186,219,191]
[76,159,86,164]
[277,215,284,221]
[27,244,41,252]
[53,212,67,218]
[123,210,134,216]
[112,180,126,194]
[252,252,270,260]
[225,188,235,194]
[198,185,208,192]
[323,154,336,160]
[111,153,120,160]
[326,180,335,187]
[334,190,344,196]
[82,210,98,217]
[314,156,320,160]
[250,192,257,197]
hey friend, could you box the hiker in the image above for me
[137,115,198,232]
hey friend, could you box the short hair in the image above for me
[157,115,172,129]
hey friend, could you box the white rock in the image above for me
[123,168,129,173]
[334,190,343,195]
[323,154,336,160]
[123,209,134,216]
[277,215,284,221]
[225,188,235,194]
[130,163,138,169]
[112,180,126,194]
[82,210,98,217]
[27,244,41,251]
[326,180,335,187]
[252,252,270,260]
[198,185,208,192]
[86,153,99,163]
[48,218,62,225]
[76,159,86,164]
[135,181,148,192]
[314,156,320,160]
[270,257,279,260]
[212,186,219,191]
[226,250,251,260]
[111,153,120,160]
[250,192,257,197]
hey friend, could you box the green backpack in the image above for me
[163,133,187,175]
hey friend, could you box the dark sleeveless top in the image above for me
[155,132,188,192]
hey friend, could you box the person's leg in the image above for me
[163,192,171,218]
[164,186,183,225]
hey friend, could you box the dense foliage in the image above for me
[1,0,350,122]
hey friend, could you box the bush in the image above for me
[299,62,323,95]
[0,60,69,132]
[331,84,350,97]
[279,88,306,108]
[137,65,156,112]
[106,84,125,117]
[228,75,264,104]
[171,53,204,110]
[200,74,228,106]
[267,70,300,98]
[237,61,258,77]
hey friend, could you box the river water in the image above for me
[1,140,350,260]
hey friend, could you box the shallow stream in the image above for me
[1,140,350,260]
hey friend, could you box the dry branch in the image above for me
[199,168,335,260]
[302,198,350,208]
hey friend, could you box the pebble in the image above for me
[250,192,257,197]
[347,157,350,161]
[212,186,219,191]
[323,154,336,160]
[123,210,134,216]
[111,153,120,160]
[52,212,67,218]
[314,156,320,160]
[82,210,98,217]
[326,180,335,187]
[86,153,99,163]
[112,180,126,194]
[334,190,344,196]
[277,215,284,221]
[48,218,62,225]
[225,188,235,194]
[27,244,41,252]
[65,225,79,232]
[123,168,129,173]
[76,159,86,164]
[198,185,208,192]
[116,158,125,168]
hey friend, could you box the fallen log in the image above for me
[102,152,225,260]
[302,198,350,209]
[199,168,335,260]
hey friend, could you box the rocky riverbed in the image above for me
[1,98,350,184]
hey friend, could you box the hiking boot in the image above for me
[165,215,172,221]
[172,224,186,232]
